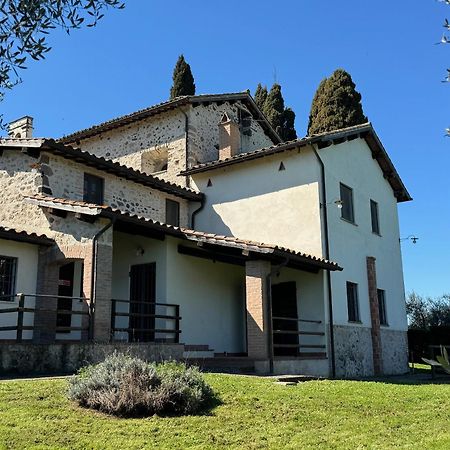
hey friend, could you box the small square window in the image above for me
[346,281,360,322]
[340,183,355,223]
[83,173,104,205]
[0,256,17,300]
[377,289,388,325]
[166,199,180,227]
[371,200,380,234]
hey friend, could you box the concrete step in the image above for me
[183,344,215,359]
[186,357,255,374]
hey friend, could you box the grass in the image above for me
[1,374,450,449]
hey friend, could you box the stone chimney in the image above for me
[8,116,33,138]
[218,113,241,160]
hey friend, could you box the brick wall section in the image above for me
[92,243,113,342]
[245,260,271,360]
[366,256,383,375]
[33,241,113,343]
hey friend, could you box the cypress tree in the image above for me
[254,83,268,111]
[263,83,297,141]
[281,107,297,141]
[263,83,285,134]
[307,69,367,135]
[170,55,196,99]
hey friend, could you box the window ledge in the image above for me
[348,320,363,325]
[372,231,382,237]
[380,324,389,328]
[340,217,358,227]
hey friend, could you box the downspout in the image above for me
[312,144,336,379]
[89,217,115,340]
[266,257,290,374]
[190,200,204,229]
[178,107,190,189]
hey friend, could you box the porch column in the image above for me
[92,243,113,342]
[245,260,271,360]
[367,256,383,375]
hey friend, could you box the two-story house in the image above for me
[0,92,411,377]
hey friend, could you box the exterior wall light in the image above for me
[136,247,145,256]
[400,235,419,244]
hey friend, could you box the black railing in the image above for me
[110,299,181,344]
[0,293,91,342]
[272,316,326,356]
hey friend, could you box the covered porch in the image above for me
[0,205,341,376]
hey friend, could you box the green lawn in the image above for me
[1,374,450,449]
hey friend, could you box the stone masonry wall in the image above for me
[0,150,109,247]
[71,101,274,186]
[380,328,409,375]
[333,324,374,378]
[45,153,190,227]
[188,101,274,165]
[72,108,187,186]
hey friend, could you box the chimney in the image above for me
[218,113,241,160]
[8,116,33,138]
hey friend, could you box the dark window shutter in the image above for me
[166,199,180,226]
[346,281,360,322]
[83,173,104,205]
[371,200,380,234]
[340,183,355,223]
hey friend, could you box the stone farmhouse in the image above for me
[0,92,411,377]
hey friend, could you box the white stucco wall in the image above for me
[320,138,407,331]
[190,146,324,257]
[0,239,39,340]
[112,232,246,353]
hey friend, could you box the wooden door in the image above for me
[129,263,156,342]
[271,281,299,356]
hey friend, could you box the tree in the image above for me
[307,69,367,135]
[170,55,195,99]
[254,83,268,111]
[261,83,297,141]
[281,107,297,141]
[406,291,450,329]
[0,1,124,112]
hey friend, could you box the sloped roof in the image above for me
[181,123,412,203]
[58,93,281,144]
[0,138,202,201]
[24,194,342,272]
[0,226,54,246]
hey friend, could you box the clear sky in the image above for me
[2,1,449,298]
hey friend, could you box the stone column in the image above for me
[245,260,271,360]
[367,256,383,375]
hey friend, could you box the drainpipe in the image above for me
[190,200,204,229]
[178,107,190,189]
[266,257,290,374]
[312,144,336,379]
[89,217,115,340]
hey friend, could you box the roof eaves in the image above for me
[39,140,203,201]
[58,92,281,145]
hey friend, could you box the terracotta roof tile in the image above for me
[23,194,341,271]
[0,225,54,245]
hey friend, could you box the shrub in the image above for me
[68,353,215,417]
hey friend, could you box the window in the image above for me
[0,256,17,300]
[378,289,388,325]
[340,183,355,223]
[370,199,380,234]
[166,199,180,226]
[83,173,104,205]
[346,281,360,322]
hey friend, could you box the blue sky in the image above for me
[2,1,449,297]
